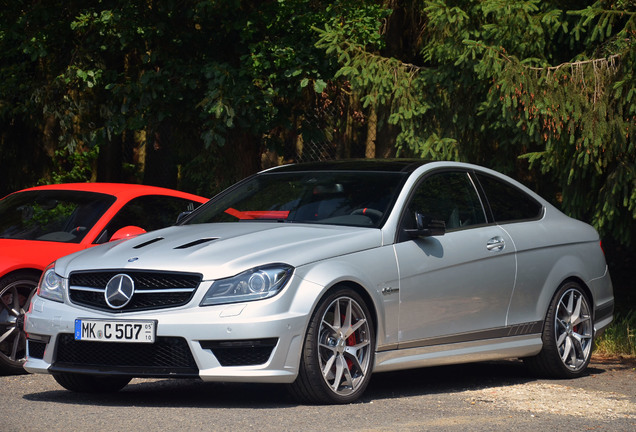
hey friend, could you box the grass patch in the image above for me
[594,310,636,357]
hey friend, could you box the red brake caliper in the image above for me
[345,316,356,370]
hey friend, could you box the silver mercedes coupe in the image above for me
[24,160,614,404]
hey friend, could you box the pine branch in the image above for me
[524,54,621,72]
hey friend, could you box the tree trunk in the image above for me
[97,135,123,182]
[365,106,377,158]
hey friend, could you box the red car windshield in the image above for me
[0,190,115,243]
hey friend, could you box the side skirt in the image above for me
[373,333,543,373]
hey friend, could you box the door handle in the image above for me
[487,236,505,251]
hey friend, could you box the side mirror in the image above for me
[405,212,446,238]
[110,225,147,242]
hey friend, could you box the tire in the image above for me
[0,271,40,374]
[53,373,132,393]
[289,288,375,404]
[524,281,594,378]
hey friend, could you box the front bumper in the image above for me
[24,281,314,384]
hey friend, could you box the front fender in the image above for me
[294,245,400,348]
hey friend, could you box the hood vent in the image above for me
[174,238,218,249]
[133,237,164,249]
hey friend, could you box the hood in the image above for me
[54,222,382,280]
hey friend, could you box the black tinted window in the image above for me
[0,190,115,243]
[187,171,407,228]
[96,195,200,243]
[476,173,543,222]
[405,171,486,230]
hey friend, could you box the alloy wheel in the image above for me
[317,296,372,396]
[0,276,37,370]
[554,287,593,371]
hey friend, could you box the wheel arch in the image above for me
[320,280,379,340]
[538,276,594,329]
[559,276,593,305]
[0,268,43,285]
[538,259,597,319]
[293,253,397,348]
[509,252,600,328]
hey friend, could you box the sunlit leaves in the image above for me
[315,0,635,245]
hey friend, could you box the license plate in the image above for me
[74,319,156,343]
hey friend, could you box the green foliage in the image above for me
[496,3,636,245]
[1,0,634,247]
[46,146,100,184]
[1,1,371,195]
[316,22,424,110]
[594,310,636,356]
[316,0,636,245]
[28,202,76,231]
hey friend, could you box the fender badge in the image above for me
[128,257,139,262]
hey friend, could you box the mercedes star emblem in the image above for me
[104,274,135,309]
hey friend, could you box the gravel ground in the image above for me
[463,382,635,420]
[456,356,636,422]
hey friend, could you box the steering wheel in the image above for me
[69,226,87,236]
[350,208,383,224]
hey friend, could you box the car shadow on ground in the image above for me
[21,358,609,408]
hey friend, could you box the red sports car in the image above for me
[0,183,207,373]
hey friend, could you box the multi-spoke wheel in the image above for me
[524,281,594,378]
[289,288,375,404]
[0,271,39,374]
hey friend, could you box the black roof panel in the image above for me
[266,159,430,174]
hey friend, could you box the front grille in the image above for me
[200,338,278,366]
[68,270,201,312]
[53,333,198,376]
[27,340,47,359]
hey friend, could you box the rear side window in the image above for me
[476,173,543,223]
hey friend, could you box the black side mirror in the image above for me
[405,212,446,238]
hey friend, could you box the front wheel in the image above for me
[0,272,39,374]
[289,288,375,404]
[53,373,132,393]
[524,281,594,378]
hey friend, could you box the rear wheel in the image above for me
[53,373,132,393]
[289,288,374,404]
[525,281,594,378]
[0,271,39,374]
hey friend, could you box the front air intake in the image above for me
[199,338,278,366]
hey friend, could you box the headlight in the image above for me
[200,264,293,306]
[37,264,66,303]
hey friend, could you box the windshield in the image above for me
[0,190,116,243]
[186,171,407,228]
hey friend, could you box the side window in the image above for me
[404,171,486,231]
[476,173,543,223]
[95,195,199,243]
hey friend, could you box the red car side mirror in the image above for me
[109,226,146,242]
